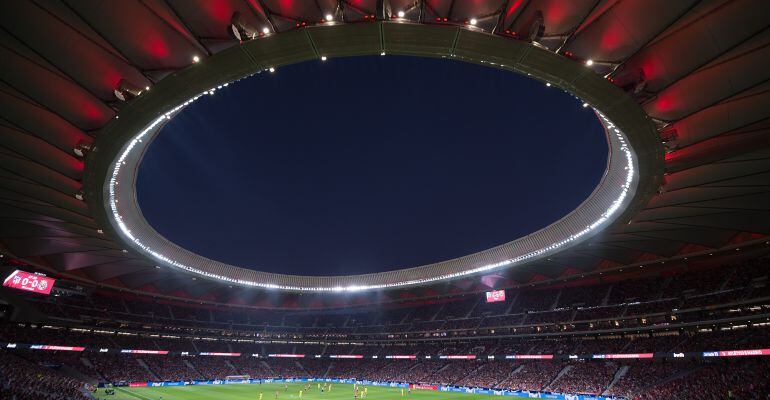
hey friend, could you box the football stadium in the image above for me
[1,0,770,399]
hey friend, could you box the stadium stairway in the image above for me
[549,291,562,310]
[183,359,199,376]
[568,308,579,322]
[461,363,487,385]
[260,360,274,375]
[322,362,333,378]
[505,364,525,386]
[58,360,99,385]
[429,304,445,322]
[602,365,630,396]
[601,286,612,306]
[546,365,573,390]
[137,358,159,381]
[642,365,703,394]
[464,297,483,318]
[295,361,308,375]
[395,361,423,381]
[81,357,108,382]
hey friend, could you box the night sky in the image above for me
[137,55,606,276]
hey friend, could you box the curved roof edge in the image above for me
[84,22,664,292]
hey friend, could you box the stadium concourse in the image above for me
[1,0,770,399]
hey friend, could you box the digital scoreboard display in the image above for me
[485,289,506,303]
[3,270,55,295]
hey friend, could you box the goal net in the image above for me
[225,375,250,381]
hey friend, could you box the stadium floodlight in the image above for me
[325,13,334,21]
[262,27,270,34]
[397,11,405,18]
[470,18,477,25]
[73,140,92,158]
[192,55,200,63]
[586,59,594,66]
[113,79,145,102]
[74,191,84,201]
[269,67,275,73]
[583,102,589,108]
[380,51,386,56]
[228,11,258,41]
[321,56,327,61]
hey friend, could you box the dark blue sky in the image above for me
[137,55,606,276]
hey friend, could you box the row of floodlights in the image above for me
[104,76,629,291]
[226,10,484,43]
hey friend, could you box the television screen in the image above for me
[485,289,506,303]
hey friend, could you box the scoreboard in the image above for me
[3,270,55,295]
[485,289,506,303]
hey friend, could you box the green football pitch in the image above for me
[93,382,503,400]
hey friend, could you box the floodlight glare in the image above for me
[325,14,333,21]
[586,59,594,66]
[192,55,200,63]
[397,11,405,18]
[470,18,477,25]
[262,27,270,34]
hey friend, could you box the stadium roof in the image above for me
[0,0,768,307]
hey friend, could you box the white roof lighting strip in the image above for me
[106,79,635,292]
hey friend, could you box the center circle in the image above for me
[137,56,607,277]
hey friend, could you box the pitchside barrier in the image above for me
[118,378,624,400]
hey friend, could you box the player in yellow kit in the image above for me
[299,390,303,399]
[258,391,263,400]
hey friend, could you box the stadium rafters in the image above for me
[0,0,769,306]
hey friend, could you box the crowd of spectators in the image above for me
[638,358,770,399]
[141,356,198,381]
[188,356,235,380]
[606,361,690,398]
[0,351,91,400]
[498,362,564,391]
[457,361,517,388]
[87,354,152,382]
[547,361,618,395]
[0,259,768,397]
[27,260,769,342]
[2,347,770,399]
